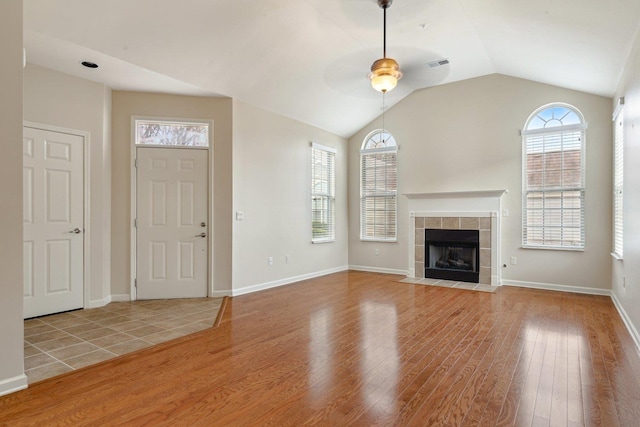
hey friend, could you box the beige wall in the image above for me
[349,74,613,290]
[111,92,233,295]
[0,0,27,395]
[231,100,348,291]
[612,28,640,336]
[23,64,112,305]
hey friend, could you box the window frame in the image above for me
[612,98,624,259]
[360,129,398,242]
[311,142,336,243]
[521,103,587,250]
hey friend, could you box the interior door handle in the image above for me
[196,232,206,238]
[69,228,82,234]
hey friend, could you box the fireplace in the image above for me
[406,190,506,285]
[425,228,480,283]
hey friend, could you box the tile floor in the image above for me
[399,277,497,292]
[24,297,223,384]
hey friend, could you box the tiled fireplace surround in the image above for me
[406,190,506,286]
[414,215,492,284]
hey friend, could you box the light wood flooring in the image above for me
[2,271,640,426]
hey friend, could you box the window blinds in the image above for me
[311,143,336,242]
[613,112,624,257]
[360,151,397,241]
[523,130,585,248]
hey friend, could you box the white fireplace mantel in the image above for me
[404,190,507,199]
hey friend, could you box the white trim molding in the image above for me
[110,294,132,303]
[231,266,349,297]
[210,290,233,298]
[611,292,640,354]
[0,374,28,397]
[87,296,112,309]
[404,190,507,199]
[503,280,611,296]
[348,265,408,276]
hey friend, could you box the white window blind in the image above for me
[613,100,624,258]
[360,131,397,241]
[311,143,336,242]
[522,105,586,249]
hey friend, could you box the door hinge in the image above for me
[134,218,137,228]
[135,158,138,168]
[134,278,137,288]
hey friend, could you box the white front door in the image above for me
[136,147,208,299]
[23,127,84,319]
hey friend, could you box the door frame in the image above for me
[129,116,214,301]
[23,121,91,311]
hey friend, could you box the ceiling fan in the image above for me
[323,0,450,99]
[368,0,403,93]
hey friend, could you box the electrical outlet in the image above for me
[268,256,273,266]
[375,248,380,256]
[503,208,510,217]
[510,256,517,265]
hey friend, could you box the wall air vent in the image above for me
[427,59,450,68]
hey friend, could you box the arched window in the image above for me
[522,103,586,249]
[360,130,397,241]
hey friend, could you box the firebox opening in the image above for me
[425,229,480,283]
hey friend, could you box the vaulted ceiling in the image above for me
[23,0,640,137]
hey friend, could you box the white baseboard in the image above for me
[610,292,640,353]
[231,265,349,297]
[86,295,112,309]
[0,374,28,397]
[503,280,611,296]
[348,265,409,276]
[110,294,131,302]
[210,290,232,297]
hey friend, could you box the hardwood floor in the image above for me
[1,271,640,426]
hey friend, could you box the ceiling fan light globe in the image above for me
[371,74,398,92]
[368,57,403,93]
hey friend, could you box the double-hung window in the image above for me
[360,130,397,241]
[311,143,336,243]
[613,98,624,258]
[522,104,586,249]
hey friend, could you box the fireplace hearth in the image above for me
[425,228,480,283]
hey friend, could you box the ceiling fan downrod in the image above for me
[369,0,402,93]
[379,0,392,58]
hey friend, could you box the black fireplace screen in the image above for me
[425,229,479,283]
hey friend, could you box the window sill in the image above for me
[312,239,335,244]
[521,245,584,252]
[360,239,398,243]
[611,252,623,261]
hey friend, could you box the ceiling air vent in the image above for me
[427,59,450,68]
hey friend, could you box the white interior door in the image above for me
[136,147,208,299]
[23,127,84,319]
